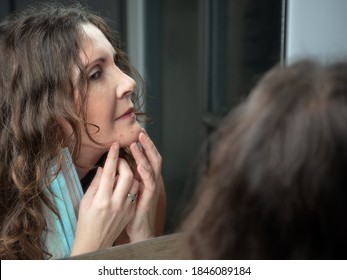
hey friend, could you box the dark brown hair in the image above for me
[181,60,347,259]
[0,3,142,259]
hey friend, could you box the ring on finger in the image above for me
[127,193,138,203]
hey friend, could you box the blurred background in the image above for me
[1,0,347,233]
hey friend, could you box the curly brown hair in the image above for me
[0,3,143,259]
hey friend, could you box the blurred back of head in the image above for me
[181,60,347,259]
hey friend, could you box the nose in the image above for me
[114,68,136,99]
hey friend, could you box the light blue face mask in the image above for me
[41,148,83,259]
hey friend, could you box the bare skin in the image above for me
[70,24,166,256]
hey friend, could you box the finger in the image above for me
[130,142,157,191]
[82,167,103,206]
[97,142,119,198]
[133,165,141,181]
[138,132,162,173]
[130,142,151,173]
[132,167,157,215]
[112,158,134,203]
[88,167,103,193]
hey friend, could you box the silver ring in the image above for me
[127,193,138,203]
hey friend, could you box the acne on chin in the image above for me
[116,124,143,147]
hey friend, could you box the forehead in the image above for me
[79,23,115,64]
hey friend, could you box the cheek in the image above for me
[86,97,114,126]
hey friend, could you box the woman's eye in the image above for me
[89,70,101,81]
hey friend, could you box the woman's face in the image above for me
[78,23,142,150]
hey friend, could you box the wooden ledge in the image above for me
[68,233,182,260]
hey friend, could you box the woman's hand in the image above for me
[126,130,166,243]
[70,142,139,256]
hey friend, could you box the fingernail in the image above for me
[140,132,147,141]
[110,142,119,156]
[112,142,119,149]
[131,142,139,151]
[96,167,103,176]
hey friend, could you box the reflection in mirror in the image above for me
[0,0,285,259]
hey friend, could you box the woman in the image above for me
[180,60,347,259]
[0,3,165,259]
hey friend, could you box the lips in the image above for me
[115,107,135,121]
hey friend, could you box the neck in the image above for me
[73,145,106,180]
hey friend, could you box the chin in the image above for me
[117,124,142,148]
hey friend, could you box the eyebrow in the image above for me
[84,57,105,70]
[84,52,117,69]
